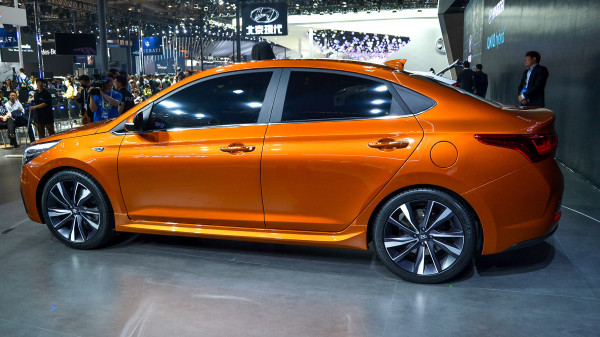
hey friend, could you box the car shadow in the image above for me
[474,241,555,276]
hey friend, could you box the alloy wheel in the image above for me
[46,180,101,243]
[383,200,465,276]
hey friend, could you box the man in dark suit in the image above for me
[518,51,549,107]
[457,61,475,93]
[473,64,488,98]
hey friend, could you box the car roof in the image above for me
[176,59,400,87]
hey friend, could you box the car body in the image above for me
[20,59,563,283]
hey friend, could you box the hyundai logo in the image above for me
[250,7,279,23]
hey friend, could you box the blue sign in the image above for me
[0,29,18,48]
[142,37,162,56]
[132,38,139,56]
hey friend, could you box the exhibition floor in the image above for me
[0,146,599,336]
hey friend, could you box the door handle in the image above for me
[368,139,409,150]
[220,143,256,154]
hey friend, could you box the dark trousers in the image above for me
[36,123,55,139]
[13,116,36,142]
[0,118,17,145]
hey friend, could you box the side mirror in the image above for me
[124,106,151,132]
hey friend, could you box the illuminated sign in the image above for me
[142,36,162,55]
[242,2,288,36]
[488,0,505,24]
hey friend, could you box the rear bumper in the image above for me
[462,158,563,255]
[503,221,558,252]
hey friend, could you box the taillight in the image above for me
[474,134,558,162]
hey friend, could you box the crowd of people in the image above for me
[0,68,198,147]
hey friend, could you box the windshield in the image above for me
[405,72,503,109]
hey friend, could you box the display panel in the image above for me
[55,33,97,55]
[242,2,288,36]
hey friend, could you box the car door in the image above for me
[118,69,280,228]
[261,69,427,232]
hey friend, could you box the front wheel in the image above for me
[41,170,114,249]
[373,188,476,283]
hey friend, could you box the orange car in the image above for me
[20,59,563,283]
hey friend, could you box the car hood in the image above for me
[29,119,114,145]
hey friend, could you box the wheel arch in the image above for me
[35,166,117,226]
[366,184,484,255]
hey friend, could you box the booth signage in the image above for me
[142,37,163,55]
[0,28,17,48]
[242,2,288,36]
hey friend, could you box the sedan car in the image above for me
[20,59,563,283]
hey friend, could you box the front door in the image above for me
[118,70,279,228]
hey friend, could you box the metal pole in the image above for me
[33,0,44,78]
[72,0,76,32]
[14,0,24,69]
[236,0,241,62]
[97,0,109,73]
[200,28,204,71]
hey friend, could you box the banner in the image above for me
[0,28,17,48]
[142,36,163,56]
[242,2,288,36]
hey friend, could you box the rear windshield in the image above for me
[406,72,502,108]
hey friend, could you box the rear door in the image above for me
[261,69,425,232]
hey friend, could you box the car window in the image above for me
[281,71,406,122]
[392,84,437,114]
[149,71,272,130]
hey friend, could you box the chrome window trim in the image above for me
[268,114,411,125]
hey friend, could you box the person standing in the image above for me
[115,75,135,115]
[62,78,77,119]
[89,77,122,122]
[75,75,92,124]
[518,51,549,107]
[30,78,55,139]
[251,41,276,60]
[457,61,475,93]
[473,64,488,98]
[5,91,36,143]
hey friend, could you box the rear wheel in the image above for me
[41,170,114,249]
[373,188,475,283]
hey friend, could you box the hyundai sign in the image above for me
[242,2,288,36]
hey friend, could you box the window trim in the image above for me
[268,68,415,124]
[144,68,282,132]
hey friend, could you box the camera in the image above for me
[90,78,110,96]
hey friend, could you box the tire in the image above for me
[40,170,115,249]
[373,188,475,283]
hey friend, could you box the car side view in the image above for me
[20,59,563,283]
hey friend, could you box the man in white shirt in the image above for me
[5,91,35,143]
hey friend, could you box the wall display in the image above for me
[313,30,410,61]
[242,2,288,36]
[0,33,37,62]
[142,37,163,56]
[462,0,600,185]
[463,0,484,65]
[55,33,97,55]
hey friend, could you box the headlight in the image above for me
[22,140,61,166]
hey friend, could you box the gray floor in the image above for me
[1,146,599,337]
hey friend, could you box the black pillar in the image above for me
[97,0,109,73]
[236,0,242,61]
